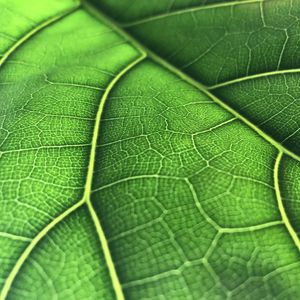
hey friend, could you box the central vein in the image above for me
[83,0,300,255]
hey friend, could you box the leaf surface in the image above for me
[1,0,300,299]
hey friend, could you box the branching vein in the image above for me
[82,54,146,300]
[0,6,79,68]
[121,0,265,27]
[0,199,85,300]
[274,151,300,252]
[83,1,300,165]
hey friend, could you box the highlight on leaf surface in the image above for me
[1,0,300,299]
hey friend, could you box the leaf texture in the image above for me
[1,0,300,299]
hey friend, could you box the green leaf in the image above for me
[1,0,300,299]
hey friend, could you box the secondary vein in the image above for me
[0,232,31,242]
[0,199,86,300]
[121,0,266,28]
[0,5,79,68]
[0,54,145,299]
[82,54,146,300]
[83,1,300,260]
[0,4,145,299]
[83,1,300,164]
[274,151,300,252]
[208,68,300,90]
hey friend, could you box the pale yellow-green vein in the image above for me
[274,151,300,252]
[121,0,265,28]
[0,6,79,68]
[0,199,85,300]
[83,54,146,300]
[83,1,300,164]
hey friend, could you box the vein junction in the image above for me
[81,55,146,300]
[83,0,300,258]
[0,5,144,299]
[2,0,300,298]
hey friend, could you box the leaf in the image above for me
[1,0,300,299]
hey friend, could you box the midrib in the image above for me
[2,2,300,299]
[83,0,300,253]
[83,1,300,164]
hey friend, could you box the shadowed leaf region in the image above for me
[1,0,300,299]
